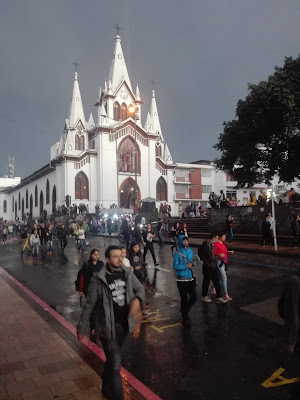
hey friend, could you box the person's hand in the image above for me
[129,298,140,315]
[79,292,83,297]
[135,266,141,270]
[219,253,225,258]
[187,263,192,269]
[288,344,295,353]
[228,251,234,254]
[77,333,85,342]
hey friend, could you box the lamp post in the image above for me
[271,182,278,253]
[128,105,138,207]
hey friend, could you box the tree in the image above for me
[215,56,300,187]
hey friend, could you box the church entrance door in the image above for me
[119,178,140,209]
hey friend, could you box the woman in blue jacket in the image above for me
[173,235,197,325]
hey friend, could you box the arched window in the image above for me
[120,103,127,121]
[46,180,50,204]
[3,200,7,213]
[29,194,33,216]
[92,140,95,149]
[40,191,44,216]
[75,134,84,150]
[75,171,89,200]
[79,136,84,150]
[113,102,120,121]
[18,192,21,210]
[118,136,141,174]
[12,196,14,212]
[52,185,57,212]
[26,189,28,208]
[156,143,162,157]
[35,185,38,207]
[156,177,168,201]
[21,198,24,218]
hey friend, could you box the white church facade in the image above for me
[0,34,175,221]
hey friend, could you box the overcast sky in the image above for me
[1,0,300,178]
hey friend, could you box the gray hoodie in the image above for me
[77,265,145,339]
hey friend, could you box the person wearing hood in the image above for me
[77,245,145,400]
[173,235,197,325]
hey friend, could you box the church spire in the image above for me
[148,89,163,138]
[108,35,133,93]
[68,72,86,128]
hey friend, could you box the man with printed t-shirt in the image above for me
[77,245,145,400]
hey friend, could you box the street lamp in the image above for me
[128,105,138,207]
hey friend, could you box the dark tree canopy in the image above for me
[215,56,300,187]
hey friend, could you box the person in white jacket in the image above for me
[77,226,86,253]
[30,229,40,257]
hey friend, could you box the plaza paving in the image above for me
[0,235,300,399]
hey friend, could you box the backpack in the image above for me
[75,262,87,291]
[198,243,205,261]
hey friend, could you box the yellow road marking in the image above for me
[151,323,182,333]
[261,368,300,388]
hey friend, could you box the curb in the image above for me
[0,266,162,400]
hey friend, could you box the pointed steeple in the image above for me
[108,35,133,93]
[148,90,162,138]
[135,83,141,101]
[68,72,86,129]
[98,103,109,127]
[104,80,108,93]
[144,112,151,132]
[87,112,95,130]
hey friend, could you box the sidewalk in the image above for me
[0,268,160,400]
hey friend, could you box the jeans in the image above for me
[60,237,68,249]
[46,240,53,252]
[78,239,85,252]
[202,265,222,297]
[100,324,128,400]
[163,223,168,234]
[32,243,39,257]
[217,260,228,296]
[158,231,164,246]
[144,242,157,264]
[171,236,178,251]
[177,280,197,319]
[227,228,233,242]
[179,211,183,219]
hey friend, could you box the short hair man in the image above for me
[77,245,145,399]
[201,233,227,304]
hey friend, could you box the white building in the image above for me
[0,34,175,221]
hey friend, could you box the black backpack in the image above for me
[198,243,205,261]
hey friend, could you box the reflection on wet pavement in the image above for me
[1,235,300,400]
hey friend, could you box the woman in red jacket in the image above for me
[214,233,234,301]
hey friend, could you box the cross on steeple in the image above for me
[151,80,156,90]
[114,24,122,36]
[72,61,80,72]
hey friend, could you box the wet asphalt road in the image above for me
[0,235,300,400]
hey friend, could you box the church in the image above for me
[0,34,176,221]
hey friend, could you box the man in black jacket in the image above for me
[201,233,227,304]
[77,245,145,400]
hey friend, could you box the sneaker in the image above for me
[211,287,216,295]
[201,296,212,303]
[142,311,152,319]
[154,263,160,267]
[216,297,227,304]
[223,295,232,301]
